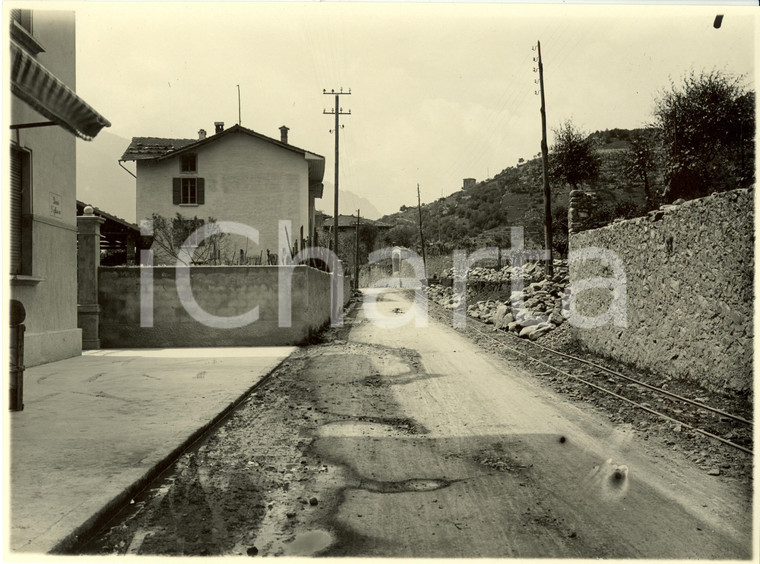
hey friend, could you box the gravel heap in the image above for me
[425,260,571,340]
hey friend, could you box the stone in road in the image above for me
[83,289,751,558]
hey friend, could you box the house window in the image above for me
[180,154,197,173]
[11,9,33,33]
[11,9,44,56]
[10,146,32,275]
[173,177,205,205]
[182,178,197,204]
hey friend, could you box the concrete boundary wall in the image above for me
[568,188,753,393]
[99,265,350,348]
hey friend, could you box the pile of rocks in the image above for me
[468,278,569,340]
[425,284,461,309]
[426,260,571,340]
[439,259,567,285]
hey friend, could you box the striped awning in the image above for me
[10,40,110,140]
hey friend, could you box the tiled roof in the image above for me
[76,200,139,233]
[120,125,326,186]
[120,137,197,161]
[120,125,327,163]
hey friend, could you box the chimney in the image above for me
[214,122,224,134]
[198,129,207,140]
[279,125,289,144]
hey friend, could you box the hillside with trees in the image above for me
[378,126,658,258]
[377,70,754,260]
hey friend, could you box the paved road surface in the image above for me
[83,289,752,558]
[308,289,750,558]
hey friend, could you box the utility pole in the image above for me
[417,183,427,279]
[536,40,554,278]
[323,88,351,258]
[354,209,360,290]
[237,85,241,125]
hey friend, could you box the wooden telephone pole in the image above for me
[417,183,427,279]
[354,209,360,290]
[323,88,351,257]
[537,41,554,278]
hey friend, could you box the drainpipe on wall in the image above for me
[118,159,137,179]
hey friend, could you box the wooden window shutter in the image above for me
[172,178,181,204]
[10,149,22,274]
[197,178,205,204]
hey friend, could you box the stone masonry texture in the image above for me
[568,190,605,234]
[568,188,753,393]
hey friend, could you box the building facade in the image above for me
[9,9,110,366]
[122,124,325,265]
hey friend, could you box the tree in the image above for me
[550,121,601,190]
[525,204,569,257]
[151,213,228,265]
[622,131,657,209]
[334,223,380,269]
[654,70,755,202]
[379,223,416,249]
[594,200,645,227]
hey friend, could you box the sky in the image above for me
[70,2,756,219]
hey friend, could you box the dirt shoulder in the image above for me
[424,294,752,486]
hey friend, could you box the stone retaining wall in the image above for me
[568,188,753,393]
[99,265,350,348]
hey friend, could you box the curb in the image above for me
[49,352,295,555]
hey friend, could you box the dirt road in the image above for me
[82,289,752,558]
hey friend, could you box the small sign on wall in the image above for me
[50,193,62,218]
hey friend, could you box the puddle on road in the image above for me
[281,529,334,556]
[359,477,456,494]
